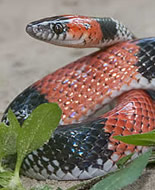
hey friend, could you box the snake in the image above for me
[1,15,155,180]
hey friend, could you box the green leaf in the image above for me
[113,130,155,146]
[0,171,13,187]
[0,109,21,160]
[7,109,21,131]
[0,123,17,159]
[116,153,133,169]
[90,149,151,190]
[0,171,13,179]
[149,150,155,164]
[16,103,61,171]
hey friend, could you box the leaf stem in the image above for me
[14,157,22,178]
[0,158,5,172]
[8,170,24,190]
[7,154,25,190]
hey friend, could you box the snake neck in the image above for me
[26,15,135,48]
[95,17,136,48]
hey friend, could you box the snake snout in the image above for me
[26,21,52,41]
[26,24,33,35]
[26,23,37,38]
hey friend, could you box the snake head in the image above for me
[26,15,135,48]
[26,15,104,48]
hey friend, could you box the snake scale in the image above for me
[1,15,155,180]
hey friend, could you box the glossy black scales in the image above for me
[96,17,135,41]
[22,118,114,180]
[135,37,155,81]
[1,86,48,125]
[96,17,117,40]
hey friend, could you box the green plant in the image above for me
[0,103,62,190]
[0,103,154,190]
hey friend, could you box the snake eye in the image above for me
[53,23,64,34]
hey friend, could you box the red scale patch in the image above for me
[103,90,154,159]
[33,41,141,124]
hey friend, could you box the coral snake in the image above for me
[2,15,155,180]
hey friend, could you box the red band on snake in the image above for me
[2,15,155,180]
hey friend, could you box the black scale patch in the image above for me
[135,37,155,81]
[1,86,48,125]
[22,118,113,176]
[96,17,117,40]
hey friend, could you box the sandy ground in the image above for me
[0,0,155,189]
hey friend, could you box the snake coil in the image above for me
[2,15,155,180]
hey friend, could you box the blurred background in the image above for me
[0,0,155,189]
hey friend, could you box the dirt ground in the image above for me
[0,0,155,189]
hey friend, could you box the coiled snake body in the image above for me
[2,15,155,180]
